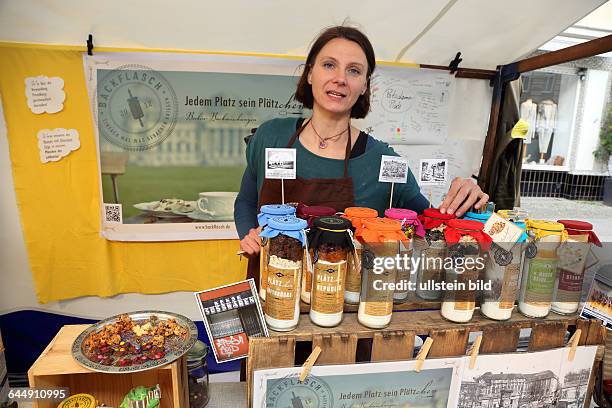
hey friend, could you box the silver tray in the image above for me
[72,310,198,373]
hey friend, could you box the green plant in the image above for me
[594,107,612,161]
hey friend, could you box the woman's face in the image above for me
[308,38,368,118]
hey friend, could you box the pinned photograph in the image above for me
[419,158,448,185]
[378,155,408,183]
[195,279,268,363]
[265,148,296,179]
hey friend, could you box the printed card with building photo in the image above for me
[265,148,296,179]
[194,279,268,363]
[378,155,408,183]
[459,348,565,408]
[419,158,448,185]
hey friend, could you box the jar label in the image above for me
[345,247,362,293]
[363,265,395,316]
[265,264,300,321]
[525,258,557,303]
[260,241,270,293]
[499,263,520,309]
[302,248,314,294]
[419,245,446,285]
[311,260,347,314]
[395,248,413,285]
[555,269,584,303]
[448,265,478,310]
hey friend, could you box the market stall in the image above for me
[1,1,611,407]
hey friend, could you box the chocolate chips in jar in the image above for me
[269,234,303,262]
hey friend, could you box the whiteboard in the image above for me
[356,66,454,145]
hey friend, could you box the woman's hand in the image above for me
[439,177,489,217]
[239,226,263,257]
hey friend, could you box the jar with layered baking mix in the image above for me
[518,220,567,318]
[416,208,456,300]
[385,208,425,303]
[259,216,307,331]
[357,218,406,329]
[552,219,601,315]
[257,204,296,300]
[441,219,492,323]
[296,205,336,304]
[480,215,528,321]
[308,216,354,327]
[342,207,378,304]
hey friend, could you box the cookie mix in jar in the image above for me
[308,216,354,327]
[296,205,337,304]
[342,207,378,304]
[478,213,528,321]
[441,219,492,323]
[385,208,425,303]
[552,219,601,315]
[416,208,456,300]
[518,220,567,318]
[259,216,308,331]
[357,218,407,328]
[257,204,297,301]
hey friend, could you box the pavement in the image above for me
[520,197,612,241]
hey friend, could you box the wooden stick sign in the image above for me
[265,148,296,204]
[418,158,448,207]
[378,155,409,209]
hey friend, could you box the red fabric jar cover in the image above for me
[444,219,493,251]
[296,204,336,227]
[417,208,456,230]
[557,219,602,247]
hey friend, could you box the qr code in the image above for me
[104,203,122,224]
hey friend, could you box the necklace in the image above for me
[310,120,349,149]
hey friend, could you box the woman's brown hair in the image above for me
[295,26,376,119]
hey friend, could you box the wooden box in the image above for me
[247,310,606,407]
[28,325,189,408]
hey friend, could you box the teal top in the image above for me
[246,117,421,215]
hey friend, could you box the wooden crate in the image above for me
[28,325,189,408]
[247,310,606,407]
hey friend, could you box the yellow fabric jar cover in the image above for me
[526,219,568,241]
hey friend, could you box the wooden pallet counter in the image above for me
[247,310,606,407]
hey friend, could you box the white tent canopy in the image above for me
[0,0,607,69]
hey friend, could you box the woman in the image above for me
[235,25,488,257]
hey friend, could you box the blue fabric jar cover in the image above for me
[257,204,296,227]
[259,216,308,247]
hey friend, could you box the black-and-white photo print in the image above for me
[419,158,448,185]
[378,155,408,183]
[265,148,296,179]
[458,347,597,408]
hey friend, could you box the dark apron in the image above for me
[246,119,356,284]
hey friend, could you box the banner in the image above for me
[85,52,306,241]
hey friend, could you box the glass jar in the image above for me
[552,220,600,315]
[357,218,406,329]
[342,207,378,304]
[441,219,492,323]
[385,208,425,303]
[260,216,307,331]
[309,216,353,327]
[257,204,296,300]
[518,220,567,318]
[480,215,528,321]
[187,340,210,408]
[416,208,456,300]
[296,205,336,304]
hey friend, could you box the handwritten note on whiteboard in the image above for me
[356,66,454,145]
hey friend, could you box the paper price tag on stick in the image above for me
[265,148,296,179]
[379,155,409,208]
[379,155,408,184]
